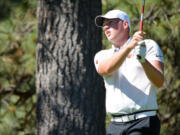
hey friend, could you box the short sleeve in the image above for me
[145,39,164,63]
[94,49,113,72]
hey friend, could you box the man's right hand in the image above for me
[128,31,146,49]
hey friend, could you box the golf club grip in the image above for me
[140,21,143,31]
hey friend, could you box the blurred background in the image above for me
[0,0,179,134]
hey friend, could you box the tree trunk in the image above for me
[36,0,105,135]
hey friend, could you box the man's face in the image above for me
[103,18,124,43]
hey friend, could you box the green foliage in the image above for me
[0,0,37,134]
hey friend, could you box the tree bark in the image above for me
[36,0,105,135]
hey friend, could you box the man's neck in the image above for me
[114,35,130,48]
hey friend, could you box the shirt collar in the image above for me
[112,37,132,52]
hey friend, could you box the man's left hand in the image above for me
[135,41,146,63]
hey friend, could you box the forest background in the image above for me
[0,0,179,135]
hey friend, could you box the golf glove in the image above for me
[135,41,146,63]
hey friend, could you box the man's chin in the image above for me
[107,37,115,43]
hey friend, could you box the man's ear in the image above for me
[123,21,129,30]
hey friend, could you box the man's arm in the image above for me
[98,46,132,76]
[97,31,145,76]
[141,60,164,88]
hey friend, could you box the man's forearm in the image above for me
[98,46,132,76]
[141,60,164,88]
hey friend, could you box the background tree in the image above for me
[36,0,105,134]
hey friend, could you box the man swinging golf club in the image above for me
[94,7,164,135]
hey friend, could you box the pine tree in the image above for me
[36,0,105,134]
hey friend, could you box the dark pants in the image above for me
[107,115,160,135]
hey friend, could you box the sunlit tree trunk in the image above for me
[36,0,105,134]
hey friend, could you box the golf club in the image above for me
[137,0,146,60]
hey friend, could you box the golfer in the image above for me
[94,10,164,135]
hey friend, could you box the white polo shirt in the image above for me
[94,38,164,115]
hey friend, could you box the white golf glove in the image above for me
[135,41,146,63]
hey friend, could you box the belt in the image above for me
[111,111,156,123]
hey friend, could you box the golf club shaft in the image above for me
[137,0,146,60]
[140,0,145,31]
